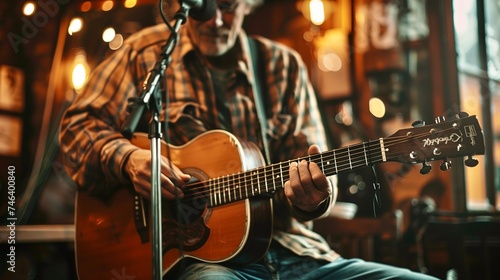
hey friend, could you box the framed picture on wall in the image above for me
[0,65,25,113]
[0,114,22,157]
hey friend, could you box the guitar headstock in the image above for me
[385,113,485,174]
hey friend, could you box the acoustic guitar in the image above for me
[74,113,484,279]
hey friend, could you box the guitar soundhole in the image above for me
[168,178,209,225]
[163,176,210,252]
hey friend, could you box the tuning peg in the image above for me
[440,160,452,171]
[465,155,479,167]
[447,111,469,120]
[420,162,432,174]
[412,120,425,127]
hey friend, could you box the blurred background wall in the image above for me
[1,0,499,279]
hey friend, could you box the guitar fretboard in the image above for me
[205,139,386,207]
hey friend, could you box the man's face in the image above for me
[187,0,251,56]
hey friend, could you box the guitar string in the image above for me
[175,127,457,203]
[177,131,430,202]
[178,132,430,201]
[179,152,398,203]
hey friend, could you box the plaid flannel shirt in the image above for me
[59,24,339,263]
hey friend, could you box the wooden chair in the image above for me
[313,209,403,265]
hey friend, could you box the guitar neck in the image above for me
[199,114,485,207]
[206,139,385,207]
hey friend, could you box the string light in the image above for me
[309,0,325,26]
[124,0,137,8]
[102,27,116,43]
[369,97,386,118]
[80,1,92,12]
[102,0,114,11]
[68,17,83,35]
[23,2,36,16]
[72,51,89,93]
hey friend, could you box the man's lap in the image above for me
[177,242,438,280]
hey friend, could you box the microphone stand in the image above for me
[121,6,190,280]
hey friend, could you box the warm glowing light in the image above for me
[72,52,89,93]
[102,0,114,11]
[102,27,116,43]
[68,18,83,35]
[23,2,36,16]
[297,0,335,26]
[348,185,358,195]
[319,52,342,72]
[369,97,386,118]
[81,1,92,12]
[124,0,137,8]
[342,113,353,126]
[309,0,325,25]
[109,34,124,50]
[72,63,87,91]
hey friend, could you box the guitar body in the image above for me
[75,130,273,279]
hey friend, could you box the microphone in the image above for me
[181,0,216,22]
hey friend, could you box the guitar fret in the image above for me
[238,173,243,200]
[226,175,230,202]
[209,179,214,207]
[363,142,368,165]
[271,165,277,191]
[254,171,259,195]
[213,178,217,206]
[250,171,255,197]
[379,138,387,162]
[244,172,249,198]
[233,175,237,201]
[220,176,226,204]
[320,152,325,173]
[215,178,220,206]
[333,150,338,173]
[263,167,269,193]
[215,177,219,205]
[223,175,227,203]
[256,170,261,194]
[348,146,352,169]
[279,163,284,187]
[217,177,222,205]
[232,174,236,202]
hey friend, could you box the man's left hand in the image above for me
[284,145,332,212]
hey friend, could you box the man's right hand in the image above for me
[124,149,191,199]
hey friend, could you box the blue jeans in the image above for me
[177,242,439,280]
